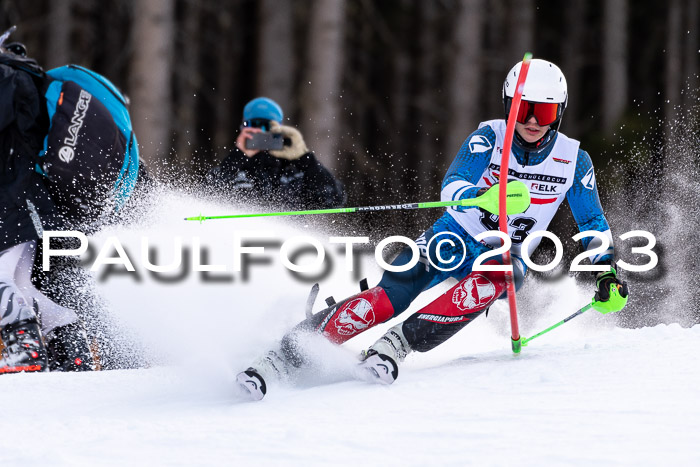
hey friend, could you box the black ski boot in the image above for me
[46,322,95,372]
[0,309,49,374]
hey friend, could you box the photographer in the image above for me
[207,97,345,210]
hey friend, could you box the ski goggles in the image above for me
[507,98,562,126]
[242,118,273,131]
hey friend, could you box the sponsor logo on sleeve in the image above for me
[468,135,493,153]
[581,167,596,190]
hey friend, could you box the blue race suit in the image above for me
[379,123,613,317]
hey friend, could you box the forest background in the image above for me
[3,0,699,325]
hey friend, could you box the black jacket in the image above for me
[207,148,346,210]
[0,63,57,251]
[0,56,146,252]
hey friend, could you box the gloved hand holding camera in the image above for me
[269,121,308,161]
[238,122,308,160]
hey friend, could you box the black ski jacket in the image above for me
[0,54,148,252]
[207,148,346,210]
[0,62,58,251]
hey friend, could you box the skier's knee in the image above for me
[511,256,526,292]
[492,256,526,299]
[377,248,433,317]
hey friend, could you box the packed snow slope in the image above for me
[2,324,698,466]
[1,193,697,467]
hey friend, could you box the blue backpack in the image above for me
[39,65,139,216]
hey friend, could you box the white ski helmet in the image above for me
[502,59,568,152]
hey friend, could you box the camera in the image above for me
[245,132,284,151]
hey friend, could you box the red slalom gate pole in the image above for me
[499,52,532,354]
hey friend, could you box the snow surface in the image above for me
[1,194,698,467]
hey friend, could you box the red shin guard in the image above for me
[414,265,508,323]
[316,286,394,344]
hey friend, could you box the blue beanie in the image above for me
[243,97,284,122]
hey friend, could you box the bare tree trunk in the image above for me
[174,0,201,168]
[488,0,533,120]
[46,0,72,68]
[447,0,483,155]
[508,0,534,63]
[101,2,131,82]
[300,0,345,171]
[683,0,699,112]
[129,0,175,171]
[257,0,294,115]
[214,7,237,159]
[415,1,441,198]
[485,0,508,119]
[602,0,628,135]
[561,0,586,135]
[389,0,413,199]
[664,0,683,147]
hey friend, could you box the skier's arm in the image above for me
[441,125,495,211]
[567,150,629,313]
[566,149,614,265]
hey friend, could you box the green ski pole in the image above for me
[521,303,593,347]
[185,180,530,222]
